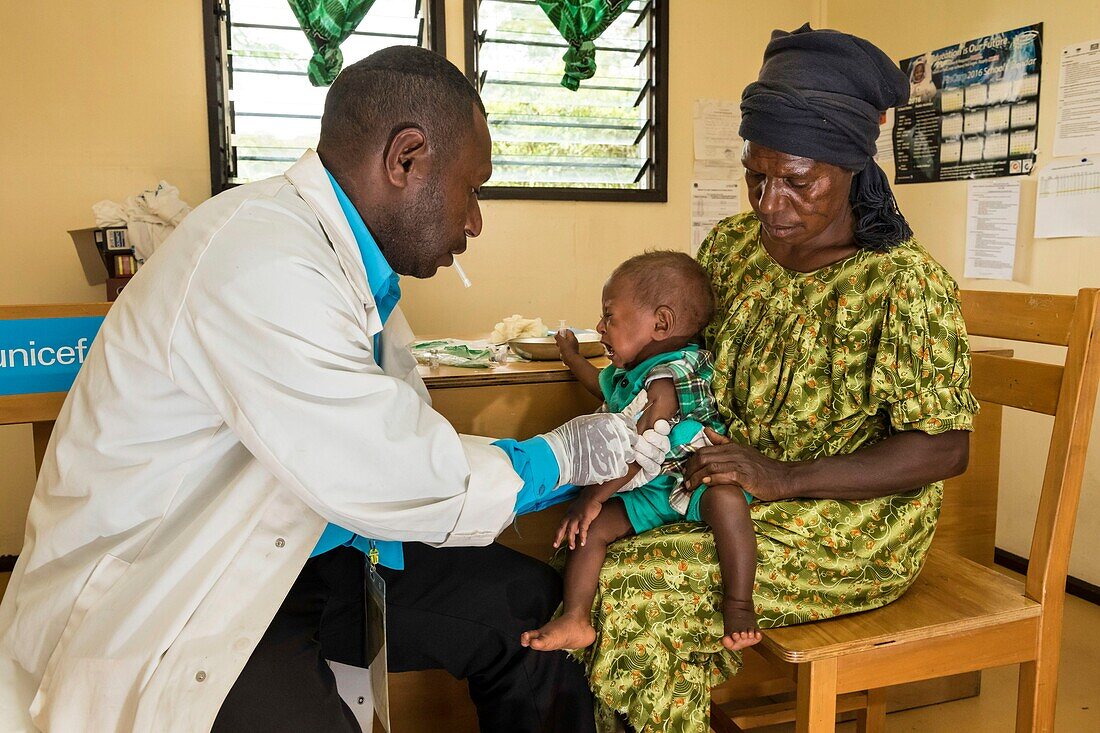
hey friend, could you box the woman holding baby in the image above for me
[576,25,979,732]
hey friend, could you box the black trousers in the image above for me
[213,543,596,733]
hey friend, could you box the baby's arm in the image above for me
[635,377,678,434]
[554,471,638,549]
[555,378,680,548]
[556,330,604,399]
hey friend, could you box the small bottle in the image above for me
[558,319,568,334]
[428,349,441,369]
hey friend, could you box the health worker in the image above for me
[0,47,669,733]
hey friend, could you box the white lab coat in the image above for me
[0,150,523,732]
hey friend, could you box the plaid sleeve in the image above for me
[642,349,725,472]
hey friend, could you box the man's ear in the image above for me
[653,305,675,341]
[382,127,428,189]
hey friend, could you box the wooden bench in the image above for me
[711,289,1100,733]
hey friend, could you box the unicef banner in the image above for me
[893,24,1043,184]
[0,317,105,396]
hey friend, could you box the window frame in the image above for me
[463,0,669,203]
[202,0,448,196]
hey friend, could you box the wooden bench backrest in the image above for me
[0,304,112,472]
[0,304,110,421]
[959,289,1100,610]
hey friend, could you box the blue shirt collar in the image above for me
[324,169,401,322]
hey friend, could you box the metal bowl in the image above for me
[508,335,605,361]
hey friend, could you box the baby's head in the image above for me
[598,251,716,369]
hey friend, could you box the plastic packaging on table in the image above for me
[410,339,495,369]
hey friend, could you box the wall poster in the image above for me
[893,24,1043,184]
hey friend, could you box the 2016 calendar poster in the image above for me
[894,24,1043,184]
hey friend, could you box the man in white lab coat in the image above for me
[0,47,667,732]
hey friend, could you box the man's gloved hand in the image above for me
[540,413,636,487]
[620,418,672,491]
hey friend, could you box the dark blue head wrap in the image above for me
[740,24,913,250]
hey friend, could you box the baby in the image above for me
[520,251,761,653]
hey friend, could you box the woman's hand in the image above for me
[684,428,794,502]
[554,495,603,549]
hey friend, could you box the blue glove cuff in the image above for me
[496,436,580,515]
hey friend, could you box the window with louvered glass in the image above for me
[203,0,445,192]
[465,0,667,201]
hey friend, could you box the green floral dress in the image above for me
[578,213,980,733]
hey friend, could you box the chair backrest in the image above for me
[959,289,1100,610]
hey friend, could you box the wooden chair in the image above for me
[712,289,1100,733]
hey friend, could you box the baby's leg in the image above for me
[520,501,634,652]
[698,485,762,652]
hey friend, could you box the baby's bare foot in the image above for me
[520,613,596,652]
[720,598,762,652]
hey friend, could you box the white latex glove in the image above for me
[620,419,672,491]
[619,387,650,422]
[541,413,637,487]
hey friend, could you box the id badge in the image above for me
[366,561,390,731]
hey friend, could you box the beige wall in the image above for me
[825,0,1100,584]
[0,1,210,553]
[2,0,1097,585]
[404,0,820,335]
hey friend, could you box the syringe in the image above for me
[452,258,472,288]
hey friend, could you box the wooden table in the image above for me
[422,358,605,559]
[422,357,607,438]
[380,356,1005,732]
